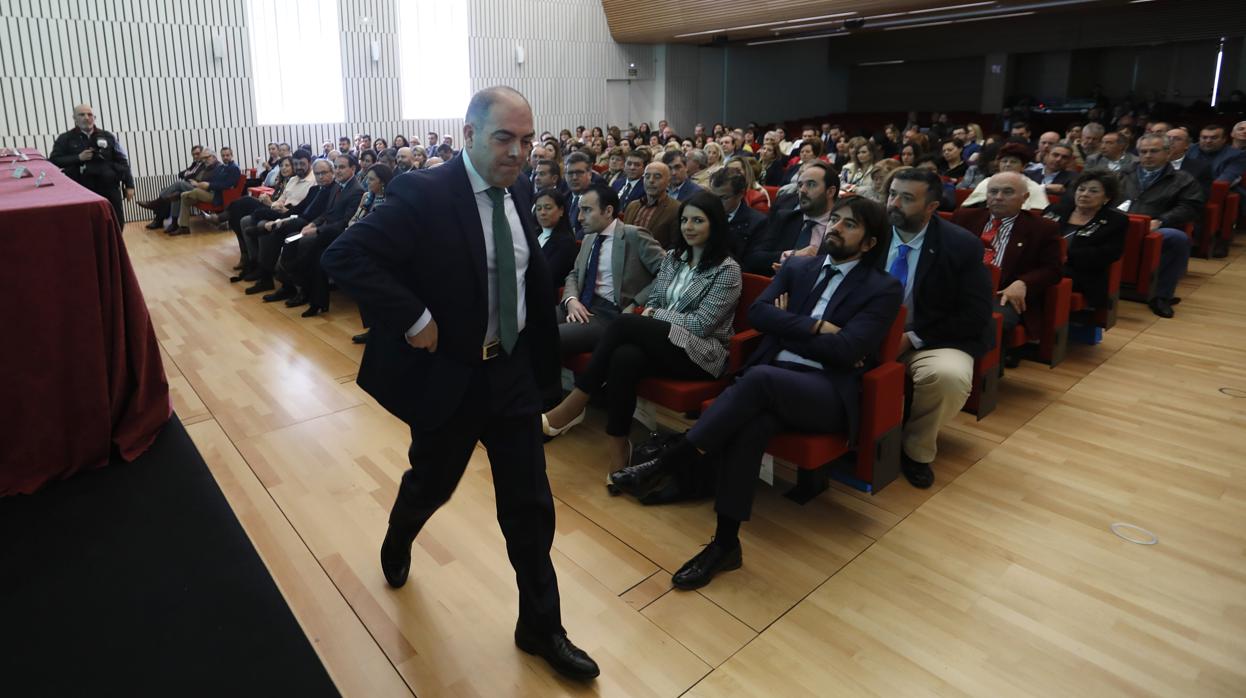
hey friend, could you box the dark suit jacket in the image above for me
[761,159,786,186]
[1175,156,1213,199]
[1044,204,1127,308]
[669,178,704,202]
[566,190,586,240]
[615,178,646,210]
[311,178,365,239]
[321,156,559,428]
[541,225,577,291]
[207,162,242,205]
[898,215,995,358]
[953,209,1062,337]
[743,207,814,276]
[746,256,903,444]
[1026,168,1075,190]
[727,202,767,261]
[287,183,331,221]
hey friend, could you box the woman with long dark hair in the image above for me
[532,188,577,290]
[542,191,743,475]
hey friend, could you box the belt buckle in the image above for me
[482,340,501,361]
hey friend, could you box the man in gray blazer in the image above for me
[559,183,665,355]
[1083,131,1137,176]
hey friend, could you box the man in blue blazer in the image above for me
[321,87,599,682]
[883,169,994,489]
[711,168,767,260]
[616,196,902,590]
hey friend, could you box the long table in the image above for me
[0,149,170,495]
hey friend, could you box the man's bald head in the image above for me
[73,104,95,131]
[985,172,1029,218]
[462,86,534,187]
[643,161,671,197]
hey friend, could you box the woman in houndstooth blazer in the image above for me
[543,190,742,475]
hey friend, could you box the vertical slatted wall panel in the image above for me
[3,0,655,222]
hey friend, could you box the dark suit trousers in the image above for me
[996,301,1021,335]
[389,334,562,633]
[271,218,312,283]
[241,206,287,265]
[687,364,846,521]
[557,295,620,356]
[573,314,712,436]
[227,197,265,259]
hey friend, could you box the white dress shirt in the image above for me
[593,218,618,305]
[407,150,529,344]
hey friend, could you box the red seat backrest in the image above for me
[954,188,972,207]
[879,306,906,361]
[736,273,770,333]
[1211,179,1228,206]
[1122,214,1150,284]
[1058,234,1068,263]
[763,185,779,201]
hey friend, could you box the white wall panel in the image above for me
[2,0,657,222]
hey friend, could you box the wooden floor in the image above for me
[125,217,1246,697]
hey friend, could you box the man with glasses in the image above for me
[563,152,594,239]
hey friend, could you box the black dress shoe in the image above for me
[612,437,697,495]
[1003,349,1022,370]
[284,292,308,308]
[228,273,245,283]
[145,219,163,229]
[1148,297,1174,319]
[514,623,600,681]
[1169,296,1181,306]
[672,539,742,590]
[301,305,325,318]
[263,287,296,303]
[245,278,275,295]
[379,526,415,589]
[352,331,370,344]
[136,199,157,210]
[1213,239,1229,258]
[901,453,934,489]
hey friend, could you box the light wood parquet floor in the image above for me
[125,216,1246,697]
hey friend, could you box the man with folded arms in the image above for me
[170,146,240,236]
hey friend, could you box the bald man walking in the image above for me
[322,87,599,681]
[49,104,134,227]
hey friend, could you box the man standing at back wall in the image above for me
[49,104,134,227]
[321,86,600,683]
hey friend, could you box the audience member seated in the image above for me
[1084,131,1138,175]
[1232,120,1246,152]
[723,157,769,211]
[243,159,336,295]
[266,153,365,316]
[543,191,742,478]
[838,137,872,192]
[1187,123,1246,188]
[866,159,901,204]
[171,146,240,236]
[615,148,649,209]
[778,139,824,197]
[558,184,665,356]
[1166,127,1213,197]
[712,169,767,260]
[1025,142,1076,195]
[1121,134,1203,318]
[1025,131,1062,175]
[622,162,679,248]
[743,161,838,275]
[617,196,901,590]
[344,163,394,344]
[1077,122,1105,162]
[564,152,596,239]
[953,172,1062,367]
[758,142,785,186]
[225,154,297,278]
[604,146,626,187]
[533,188,578,291]
[662,150,703,202]
[962,144,1048,210]
[938,138,968,180]
[137,144,213,229]
[694,142,725,187]
[899,142,923,168]
[1042,170,1127,311]
[912,157,958,210]
[884,169,993,488]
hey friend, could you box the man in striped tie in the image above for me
[322,86,599,682]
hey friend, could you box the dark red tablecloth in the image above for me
[0,151,170,496]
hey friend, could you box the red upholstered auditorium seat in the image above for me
[986,259,1072,368]
[1121,214,1164,302]
[954,187,972,207]
[194,174,247,214]
[962,312,1003,419]
[701,306,908,497]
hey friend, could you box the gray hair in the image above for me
[1136,133,1170,150]
[687,149,708,168]
[1082,122,1106,137]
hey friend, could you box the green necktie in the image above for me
[486,187,519,353]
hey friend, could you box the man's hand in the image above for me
[1045,183,1065,194]
[1149,219,1161,232]
[998,280,1027,314]
[565,298,594,323]
[817,321,841,335]
[78,149,94,161]
[258,194,272,205]
[124,188,135,201]
[896,332,913,359]
[196,181,210,190]
[263,220,277,231]
[301,223,318,238]
[774,292,789,311]
[406,317,438,352]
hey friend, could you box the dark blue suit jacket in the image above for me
[669,178,704,202]
[614,178,646,210]
[746,256,903,444]
[322,155,559,428]
[897,215,995,358]
[727,202,767,261]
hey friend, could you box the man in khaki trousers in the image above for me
[173,146,240,235]
[881,169,995,489]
